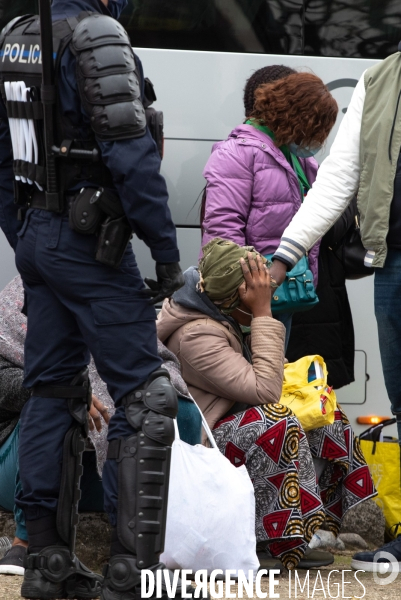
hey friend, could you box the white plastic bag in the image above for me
[160,401,259,576]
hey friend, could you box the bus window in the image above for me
[0,1,399,60]
[0,0,38,33]
[304,0,400,59]
[120,0,304,55]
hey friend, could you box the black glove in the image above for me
[144,262,185,304]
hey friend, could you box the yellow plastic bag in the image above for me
[360,438,401,539]
[279,355,337,431]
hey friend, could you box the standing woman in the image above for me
[238,66,357,389]
[201,69,338,345]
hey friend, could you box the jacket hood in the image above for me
[230,124,283,154]
[52,0,127,20]
[230,124,276,144]
[173,266,228,322]
[157,267,228,343]
[213,124,318,175]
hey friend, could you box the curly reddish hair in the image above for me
[251,72,338,148]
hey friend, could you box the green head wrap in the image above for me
[198,238,270,314]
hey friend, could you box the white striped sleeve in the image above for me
[273,237,306,267]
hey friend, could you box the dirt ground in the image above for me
[1,555,401,599]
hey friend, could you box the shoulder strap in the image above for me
[54,11,94,70]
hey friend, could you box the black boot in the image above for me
[21,546,103,600]
[101,554,195,600]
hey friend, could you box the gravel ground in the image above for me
[1,555,401,599]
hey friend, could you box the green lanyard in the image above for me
[245,119,311,198]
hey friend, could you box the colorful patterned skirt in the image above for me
[212,403,375,569]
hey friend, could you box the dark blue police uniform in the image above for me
[0,0,187,598]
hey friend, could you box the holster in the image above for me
[95,215,133,269]
[69,188,104,235]
[69,187,132,268]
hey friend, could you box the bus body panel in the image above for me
[0,44,392,436]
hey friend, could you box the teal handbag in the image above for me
[264,254,319,314]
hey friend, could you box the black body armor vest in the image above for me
[0,13,163,213]
[0,12,116,209]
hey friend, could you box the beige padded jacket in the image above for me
[157,299,286,431]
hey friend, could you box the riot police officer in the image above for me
[0,0,188,598]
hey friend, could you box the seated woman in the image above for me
[0,275,200,575]
[157,238,376,570]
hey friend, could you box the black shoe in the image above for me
[351,535,401,572]
[21,546,102,599]
[297,547,334,569]
[0,544,26,575]
[257,543,333,571]
[256,549,284,573]
[101,556,198,600]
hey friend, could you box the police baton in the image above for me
[39,0,98,212]
[38,0,62,211]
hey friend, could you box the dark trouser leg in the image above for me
[16,219,104,598]
[18,371,103,599]
[16,212,161,526]
[374,249,401,443]
[17,213,183,599]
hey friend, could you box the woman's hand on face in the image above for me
[238,253,272,318]
[88,394,111,432]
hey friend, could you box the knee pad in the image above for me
[122,369,178,434]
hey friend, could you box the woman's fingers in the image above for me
[100,405,111,425]
[247,253,259,273]
[94,397,111,425]
[89,395,111,431]
[258,256,271,283]
[89,405,103,432]
[240,257,253,285]
[241,253,269,287]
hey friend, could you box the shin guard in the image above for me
[107,369,177,567]
[32,368,92,552]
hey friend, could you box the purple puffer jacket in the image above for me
[201,124,321,282]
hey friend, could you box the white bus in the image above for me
[1,1,400,435]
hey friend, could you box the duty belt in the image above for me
[26,190,75,211]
